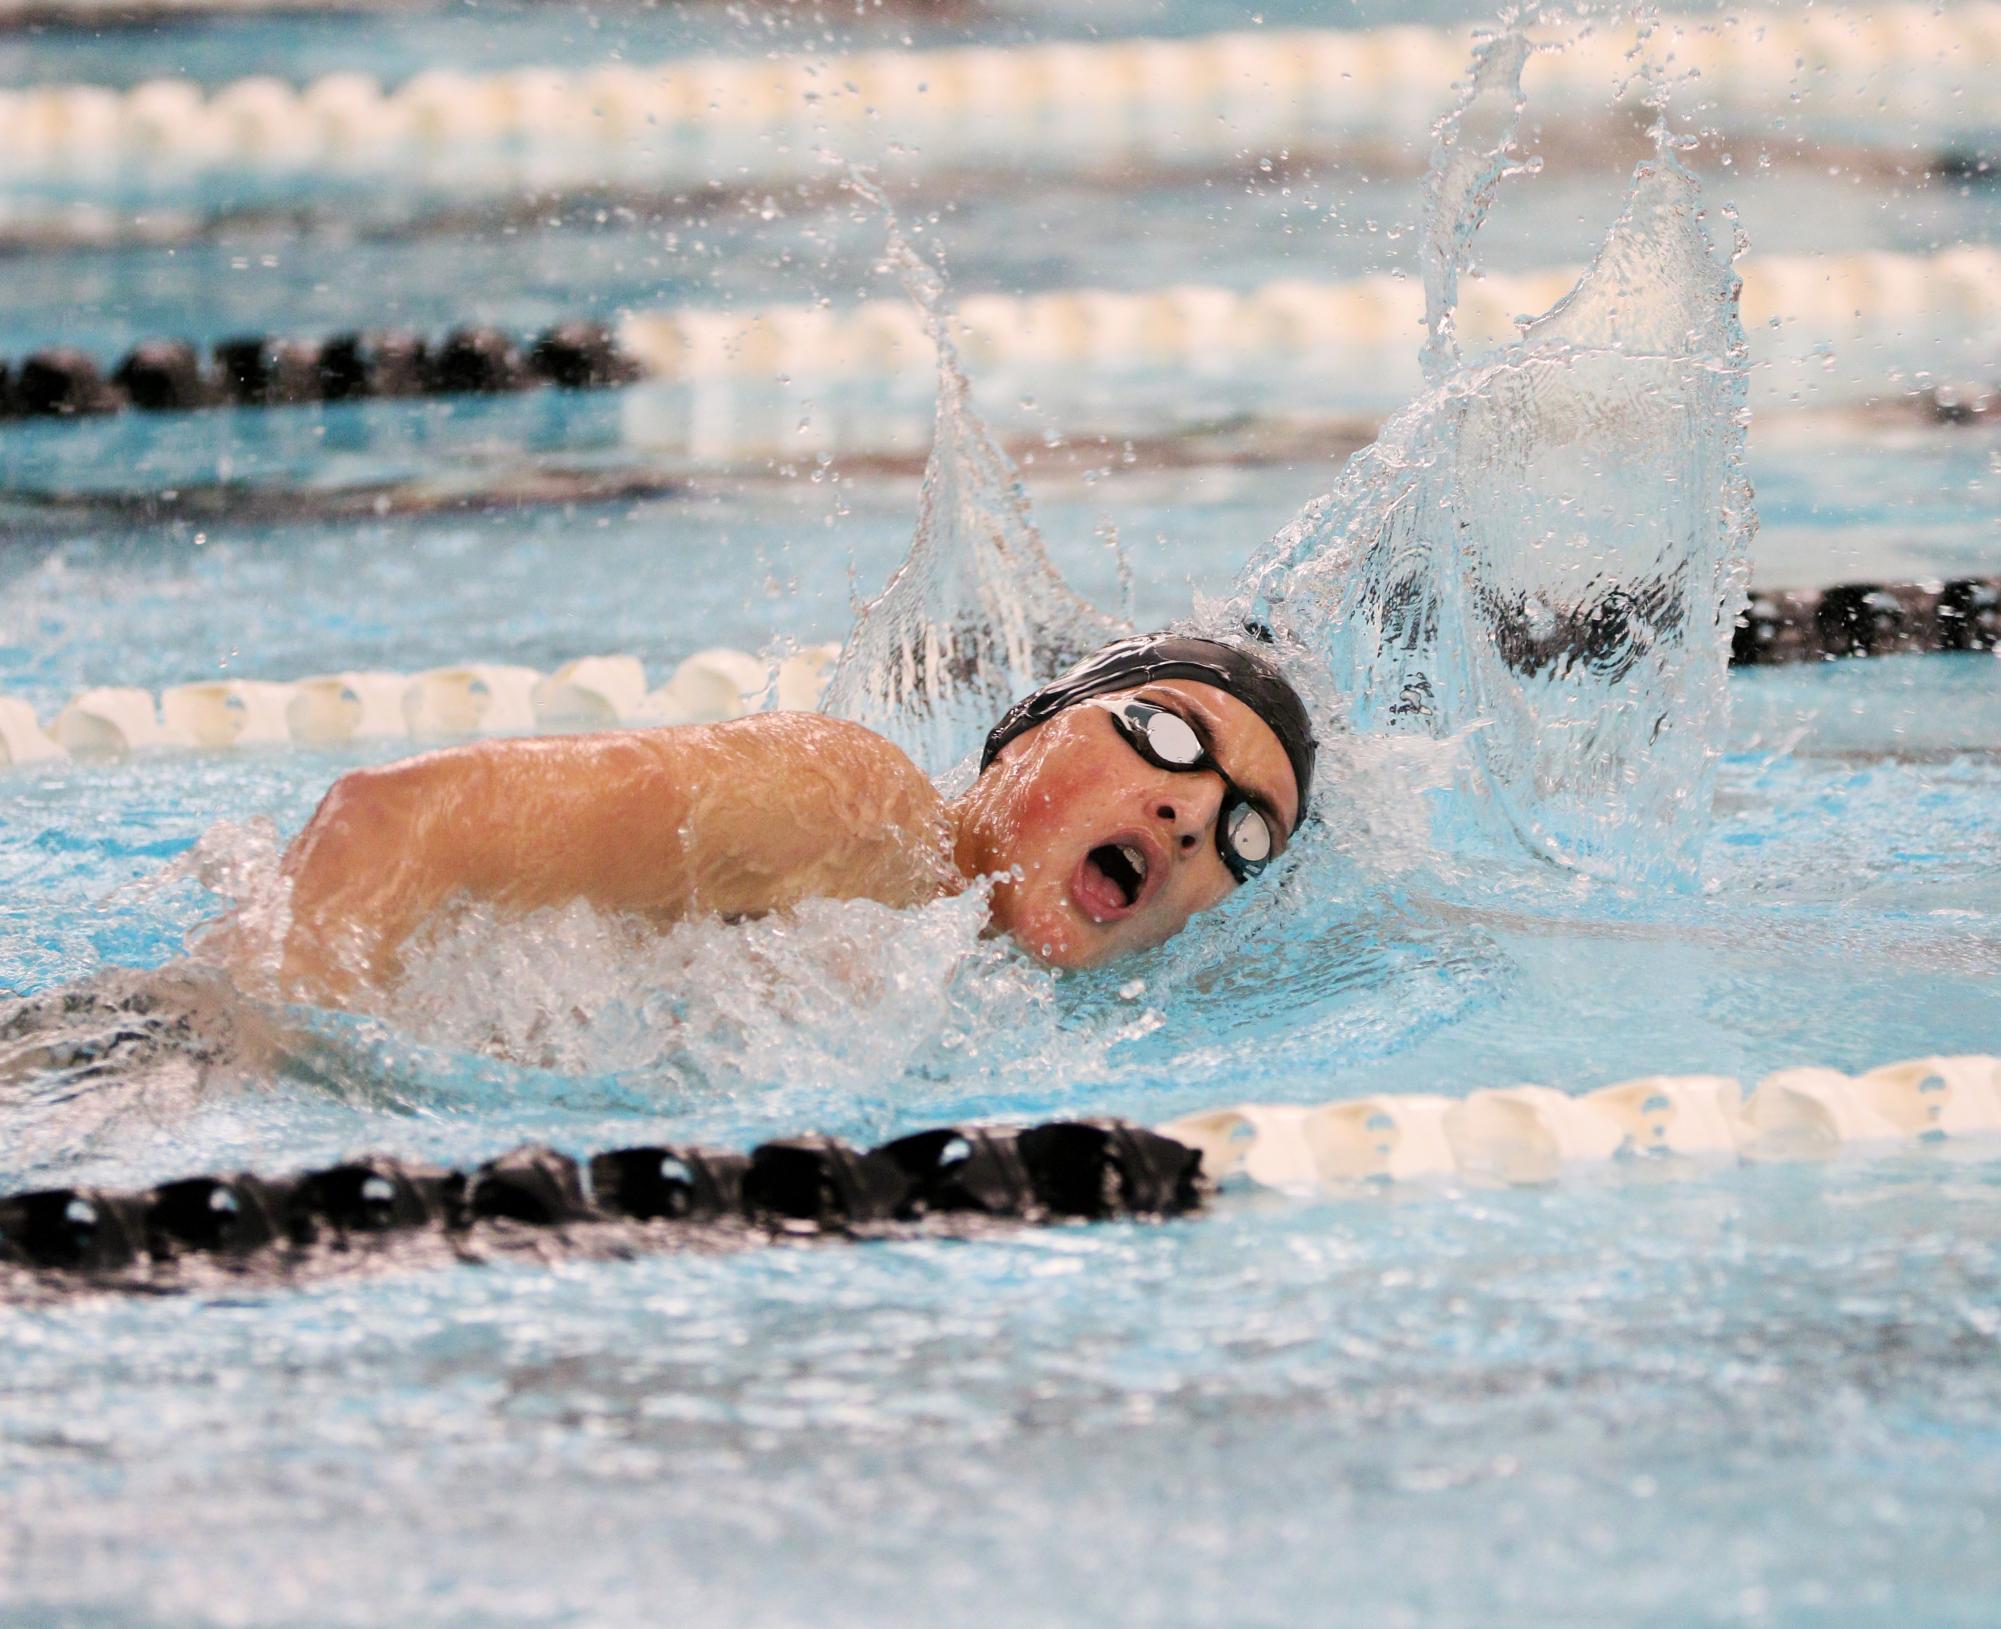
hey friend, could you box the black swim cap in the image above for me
[979,632,1316,825]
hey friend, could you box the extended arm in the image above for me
[274,713,950,1003]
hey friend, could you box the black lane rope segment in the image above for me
[1447,572,2001,672]
[0,1118,1205,1292]
[3,320,640,418]
[1731,576,2001,665]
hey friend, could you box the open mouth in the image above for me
[1073,839,1151,922]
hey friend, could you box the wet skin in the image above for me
[272,679,1298,1003]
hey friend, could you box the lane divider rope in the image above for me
[1,322,632,418]
[0,573,1992,771]
[0,1118,1203,1286]
[0,0,852,23]
[1162,1055,2001,1189]
[0,8,1992,186]
[0,645,839,766]
[0,143,1969,258]
[4,1052,1994,1290]
[7,248,2001,420]
[1732,576,2001,665]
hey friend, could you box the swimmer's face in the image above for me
[962,678,1300,969]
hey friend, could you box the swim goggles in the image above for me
[1087,698,1279,882]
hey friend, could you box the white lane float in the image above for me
[286,672,412,744]
[0,697,64,766]
[2,8,1995,184]
[1298,1094,1458,1182]
[1157,1105,1320,1189]
[1856,1056,2001,1138]
[1739,1067,1910,1158]
[161,680,298,748]
[612,250,2001,423]
[0,644,843,770]
[531,656,651,731]
[52,687,181,755]
[635,647,770,726]
[402,664,543,737]
[1442,1084,1629,1186]
[1581,1074,1745,1158]
[1171,1057,2001,1193]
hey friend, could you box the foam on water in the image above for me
[374,886,1065,1092]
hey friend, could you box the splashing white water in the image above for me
[1420,28,1537,385]
[171,816,295,998]
[1237,25,1753,885]
[376,885,1071,1097]
[820,179,1126,779]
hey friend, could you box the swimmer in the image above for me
[273,633,1317,1005]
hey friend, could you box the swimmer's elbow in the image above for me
[279,763,451,1003]
[287,766,407,874]
[285,760,465,904]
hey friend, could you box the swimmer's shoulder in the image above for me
[710,710,942,817]
[694,713,950,903]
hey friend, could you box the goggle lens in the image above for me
[1137,708,1203,768]
[1101,700,1280,882]
[1222,801,1273,869]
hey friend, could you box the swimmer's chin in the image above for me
[989,898,1173,971]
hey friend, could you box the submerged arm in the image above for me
[274,713,950,1004]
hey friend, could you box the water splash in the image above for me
[1420,26,1536,384]
[820,178,1125,779]
[1239,26,1753,885]
[376,885,1065,1101]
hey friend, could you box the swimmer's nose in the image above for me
[1152,786,1219,856]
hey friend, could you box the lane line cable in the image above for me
[3,1053,1995,1293]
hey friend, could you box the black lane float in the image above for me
[0,1119,1204,1292]
[1731,577,2001,665]
[1,321,639,418]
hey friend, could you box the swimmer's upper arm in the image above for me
[275,716,948,1002]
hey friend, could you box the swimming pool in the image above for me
[2,2,1999,1624]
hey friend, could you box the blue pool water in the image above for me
[2,2,1999,1624]
[0,443,1996,1623]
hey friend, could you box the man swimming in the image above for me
[274,633,1317,1005]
